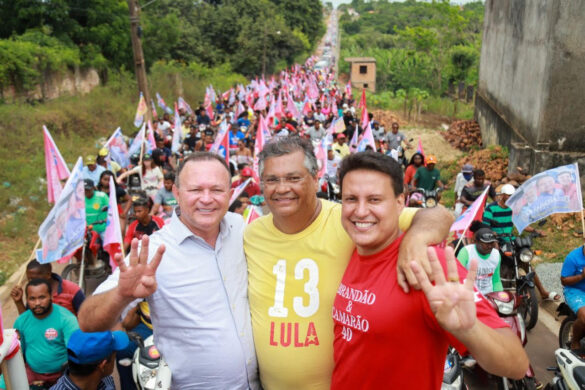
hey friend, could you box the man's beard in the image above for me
[32,301,52,317]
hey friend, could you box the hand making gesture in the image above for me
[116,235,165,299]
[410,246,478,334]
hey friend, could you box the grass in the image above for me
[0,65,246,285]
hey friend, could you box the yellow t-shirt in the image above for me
[244,200,416,390]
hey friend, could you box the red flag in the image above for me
[358,89,367,109]
[361,106,369,130]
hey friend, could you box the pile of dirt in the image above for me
[442,120,482,151]
[370,109,404,127]
[457,146,509,184]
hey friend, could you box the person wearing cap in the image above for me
[454,164,474,216]
[231,166,261,197]
[50,330,128,390]
[82,155,106,189]
[412,154,445,193]
[14,279,80,387]
[484,184,559,303]
[84,179,109,238]
[124,197,165,253]
[456,227,503,296]
[332,133,350,158]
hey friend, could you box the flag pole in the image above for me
[581,208,585,240]
[17,238,42,285]
[453,224,471,254]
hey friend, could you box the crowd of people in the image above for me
[4,50,582,390]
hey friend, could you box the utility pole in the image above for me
[128,0,152,122]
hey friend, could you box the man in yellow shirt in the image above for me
[331,133,350,158]
[244,137,453,390]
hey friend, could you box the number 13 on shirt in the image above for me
[268,259,319,318]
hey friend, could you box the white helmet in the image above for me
[500,184,516,195]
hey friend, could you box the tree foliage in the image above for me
[340,0,483,98]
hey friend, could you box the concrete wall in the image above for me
[1,67,100,102]
[476,0,585,177]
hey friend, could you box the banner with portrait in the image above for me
[506,163,583,233]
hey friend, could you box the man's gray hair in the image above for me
[258,136,319,178]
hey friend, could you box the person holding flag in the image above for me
[232,167,260,197]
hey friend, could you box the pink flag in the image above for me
[178,97,194,116]
[230,178,252,206]
[245,205,262,224]
[151,100,158,120]
[302,98,313,115]
[210,122,230,165]
[417,137,425,155]
[358,89,367,109]
[361,106,369,130]
[357,123,376,152]
[103,176,122,270]
[146,121,157,152]
[134,92,148,128]
[254,93,267,111]
[236,101,245,118]
[331,99,339,118]
[171,103,183,154]
[252,115,269,182]
[314,138,327,178]
[43,126,70,203]
[450,187,489,239]
[286,93,300,119]
[205,104,214,119]
[345,81,352,97]
[275,91,284,119]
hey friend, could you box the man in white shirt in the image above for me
[78,152,259,390]
[326,147,341,180]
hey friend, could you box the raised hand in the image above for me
[116,236,165,299]
[10,285,23,302]
[410,246,478,334]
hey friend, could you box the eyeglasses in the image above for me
[261,174,309,187]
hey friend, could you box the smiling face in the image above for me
[173,159,232,239]
[262,150,319,222]
[341,169,404,256]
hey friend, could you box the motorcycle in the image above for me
[126,332,172,390]
[62,217,111,295]
[442,346,467,390]
[408,187,443,208]
[498,232,540,331]
[557,302,578,349]
[546,348,585,389]
[318,174,340,202]
[484,290,538,389]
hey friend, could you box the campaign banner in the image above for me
[104,127,130,168]
[37,157,86,264]
[506,163,583,233]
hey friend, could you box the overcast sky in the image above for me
[329,0,484,7]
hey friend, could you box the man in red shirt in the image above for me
[231,166,261,197]
[124,197,165,253]
[331,152,529,389]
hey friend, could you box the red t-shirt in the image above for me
[231,178,261,197]
[124,216,165,245]
[331,235,507,389]
[404,164,418,186]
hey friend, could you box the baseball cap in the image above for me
[337,133,346,139]
[462,164,473,173]
[500,184,516,196]
[67,330,129,365]
[84,179,94,190]
[425,155,437,164]
[143,153,152,160]
[85,155,96,165]
[98,148,109,157]
[241,167,253,177]
[475,228,498,244]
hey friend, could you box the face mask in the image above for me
[463,173,473,181]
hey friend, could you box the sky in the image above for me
[329,0,484,7]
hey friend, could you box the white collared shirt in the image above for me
[95,211,259,390]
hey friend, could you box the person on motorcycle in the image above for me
[403,152,425,191]
[483,184,560,302]
[456,227,503,296]
[123,197,165,253]
[560,244,585,349]
[326,147,342,180]
[84,179,108,241]
[459,169,496,210]
[454,164,474,216]
[384,121,412,151]
[50,330,129,390]
[11,260,85,316]
[412,154,445,193]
